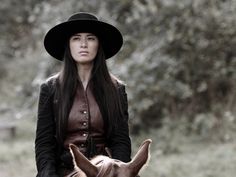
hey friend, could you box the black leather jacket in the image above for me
[35,76,131,177]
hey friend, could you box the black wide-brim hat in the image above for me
[44,12,123,60]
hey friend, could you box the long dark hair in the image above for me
[55,40,123,144]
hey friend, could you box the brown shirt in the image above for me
[63,82,105,156]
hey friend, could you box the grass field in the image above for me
[0,117,236,177]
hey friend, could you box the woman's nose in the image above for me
[80,38,88,48]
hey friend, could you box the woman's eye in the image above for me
[70,35,81,40]
[88,37,96,40]
[72,37,80,40]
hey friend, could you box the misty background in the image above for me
[0,0,236,177]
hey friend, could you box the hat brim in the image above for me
[44,20,123,60]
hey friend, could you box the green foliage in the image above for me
[110,0,236,134]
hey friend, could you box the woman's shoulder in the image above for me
[116,80,126,91]
[41,73,59,88]
[110,74,126,88]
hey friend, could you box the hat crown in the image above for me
[68,12,98,21]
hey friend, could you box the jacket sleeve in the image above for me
[35,81,59,177]
[109,83,131,162]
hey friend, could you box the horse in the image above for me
[68,139,152,177]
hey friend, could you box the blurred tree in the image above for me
[0,0,42,58]
[107,0,236,133]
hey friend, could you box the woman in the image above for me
[35,12,131,177]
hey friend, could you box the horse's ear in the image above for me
[69,144,98,177]
[128,139,152,176]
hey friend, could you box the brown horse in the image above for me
[68,139,152,177]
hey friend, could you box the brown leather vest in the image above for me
[63,82,105,157]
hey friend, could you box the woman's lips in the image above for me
[79,51,88,54]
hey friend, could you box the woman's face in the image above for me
[69,32,99,65]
